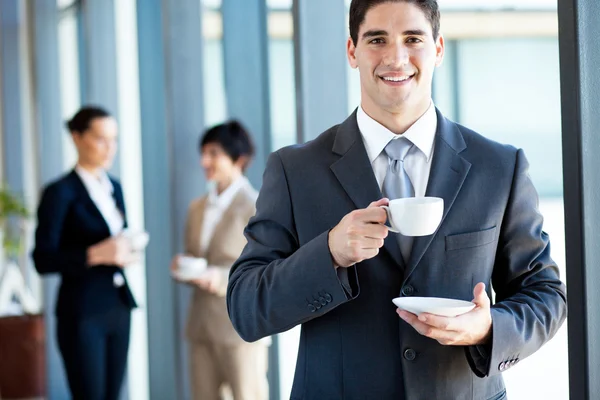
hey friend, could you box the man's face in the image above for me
[347,2,444,116]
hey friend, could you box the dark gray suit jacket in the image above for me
[227,109,567,400]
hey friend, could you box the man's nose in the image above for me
[383,43,410,67]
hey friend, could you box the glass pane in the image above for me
[203,39,227,127]
[269,38,296,151]
[268,0,292,10]
[347,61,360,114]
[202,0,221,9]
[57,0,77,10]
[202,10,227,127]
[456,38,562,197]
[440,0,556,10]
[57,8,81,168]
[345,0,557,9]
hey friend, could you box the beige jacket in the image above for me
[184,182,258,346]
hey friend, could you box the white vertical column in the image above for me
[115,1,149,399]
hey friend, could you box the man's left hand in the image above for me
[397,282,492,346]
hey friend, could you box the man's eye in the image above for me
[369,38,385,44]
[407,37,423,44]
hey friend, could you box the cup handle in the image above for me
[380,205,400,233]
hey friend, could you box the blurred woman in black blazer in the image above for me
[33,106,139,400]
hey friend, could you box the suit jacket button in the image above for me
[324,293,332,303]
[499,362,506,371]
[313,300,322,310]
[401,285,414,296]
[308,304,316,312]
[403,348,416,361]
[318,297,327,306]
[113,272,124,288]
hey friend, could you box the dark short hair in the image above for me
[66,106,111,134]
[199,120,255,171]
[349,0,440,45]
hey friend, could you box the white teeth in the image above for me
[382,76,410,82]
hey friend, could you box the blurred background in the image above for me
[0,0,568,399]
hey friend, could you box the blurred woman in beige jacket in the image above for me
[170,121,268,400]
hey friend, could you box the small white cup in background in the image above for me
[176,256,207,281]
[121,229,150,251]
[381,197,444,236]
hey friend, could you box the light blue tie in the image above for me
[382,137,415,262]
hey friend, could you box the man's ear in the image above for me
[347,36,358,69]
[435,34,445,67]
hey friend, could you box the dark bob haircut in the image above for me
[199,120,255,171]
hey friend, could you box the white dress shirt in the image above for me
[75,165,124,235]
[336,103,438,294]
[200,175,249,254]
[357,102,437,197]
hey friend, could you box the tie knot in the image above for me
[384,137,413,161]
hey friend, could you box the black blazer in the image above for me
[33,170,136,318]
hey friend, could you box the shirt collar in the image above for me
[357,101,437,163]
[207,175,248,209]
[75,165,114,194]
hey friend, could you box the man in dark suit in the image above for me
[227,1,567,399]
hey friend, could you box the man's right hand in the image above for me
[328,198,390,268]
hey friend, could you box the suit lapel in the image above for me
[330,110,405,269]
[110,179,128,228]
[405,110,471,280]
[110,179,125,213]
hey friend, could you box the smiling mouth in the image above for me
[379,74,414,84]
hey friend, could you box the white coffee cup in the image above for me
[380,197,443,236]
[121,229,150,251]
[176,256,207,280]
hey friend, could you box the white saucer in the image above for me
[171,268,206,282]
[392,296,475,317]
